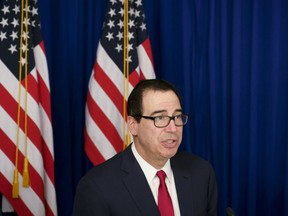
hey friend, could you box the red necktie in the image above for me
[156,170,174,216]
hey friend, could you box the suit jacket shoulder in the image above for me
[72,145,160,216]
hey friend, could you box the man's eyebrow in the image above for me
[150,110,166,115]
[150,109,183,116]
[174,109,183,113]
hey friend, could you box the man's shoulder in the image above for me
[83,146,134,180]
[171,151,214,172]
[86,151,123,176]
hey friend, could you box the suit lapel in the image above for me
[121,146,160,216]
[172,157,195,216]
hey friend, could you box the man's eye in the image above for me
[174,114,182,119]
[155,116,164,121]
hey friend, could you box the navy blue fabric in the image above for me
[2,0,287,215]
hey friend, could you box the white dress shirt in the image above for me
[131,143,181,216]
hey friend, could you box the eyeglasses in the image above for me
[135,114,189,128]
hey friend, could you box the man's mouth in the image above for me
[161,139,177,148]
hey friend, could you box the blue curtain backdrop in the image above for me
[3,0,287,215]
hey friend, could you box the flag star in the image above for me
[128,19,135,28]
[127,55,132,62]
[13,5,20,14]
[128,31,134,40]
[116,31,123,40]
[23,5,31,13]
[115,44,122,52]
[127,43,133,52]
[0,31,7,41]
[8,44,17,54]
[107,20,115,29]
[110,0,117,5]
[19,57,27,66]
[0,18,9,28]
[134,10,140,18]
[128,8,134,16]
[21,43,29,52]
[108,8,116,17]
[117,20,124,29]
[105,32,113,41]
[11,18,19,27]
[135,0,142,7]
[31,7,38,16]
[1,5,10,14]
[10,31,18,40]
[22,31,30,40]
[23,17,31,26]
[139,22,146,31]
[31,20,36,27]
[119,8,124,17]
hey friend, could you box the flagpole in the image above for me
[13,0,31,198]
[123,0,130,149]
[13,0,26,198]
[23,0,30,187]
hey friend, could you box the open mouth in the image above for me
[161,139,177,148]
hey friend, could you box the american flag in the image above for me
[0,0,57,215]
[85,0,155,165]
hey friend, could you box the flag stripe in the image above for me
[86,89,123,152]
[34,43,53,120]
[138,40,155,78]
[0,65,55,163]
[0,131,44,205]
[0,174,33,215]
[93,63,124,113]
[0,109,48,201]
[89,77,124,139]
[85,106,118,160]
[0,83,46,156]
[140,38,154,68]
[84,130,106,165]
[0,151,45,216]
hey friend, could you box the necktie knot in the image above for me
[156,170,166,183]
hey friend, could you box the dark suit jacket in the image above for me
[72,145,217,216]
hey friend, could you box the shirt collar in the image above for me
[131,143,173,183]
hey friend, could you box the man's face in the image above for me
[128,89,183,169]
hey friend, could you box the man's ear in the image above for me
[127,116,137,136]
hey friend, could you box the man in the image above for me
[73,79,217,216]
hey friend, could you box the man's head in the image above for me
[127,79,182,120]
[127,79,188,169]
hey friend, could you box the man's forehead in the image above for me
[141,90,181,112]
[142,89,174,100]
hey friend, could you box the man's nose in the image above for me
[164,118,177,132]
